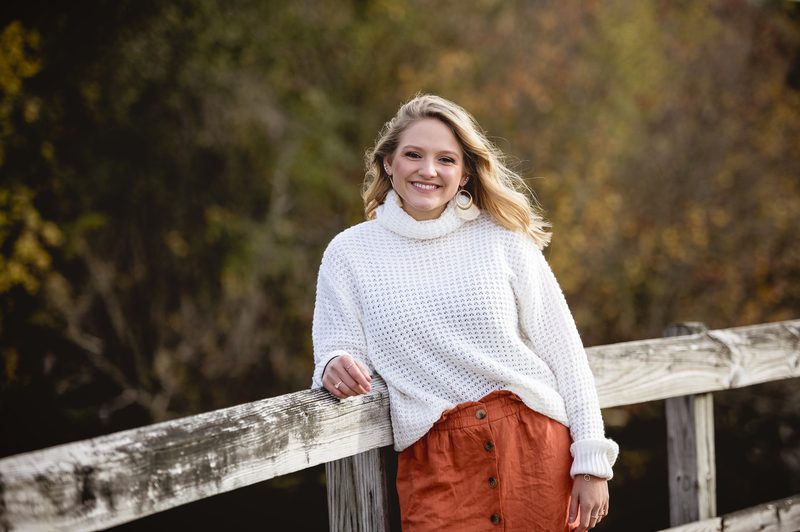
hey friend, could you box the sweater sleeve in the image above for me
[311,241,372,389]
[509,235,619,479]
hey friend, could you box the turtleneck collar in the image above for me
[375,189,469,240]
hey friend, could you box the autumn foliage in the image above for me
[1,1,799,529]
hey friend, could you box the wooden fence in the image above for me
[1,319,799,531]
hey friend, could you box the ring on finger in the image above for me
[334,380,343,390]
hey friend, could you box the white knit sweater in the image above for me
[312,190,618,478]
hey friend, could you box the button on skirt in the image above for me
[396,390,573,531]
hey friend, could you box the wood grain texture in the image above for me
[664,323,717,527]
[694,394,716,520]
[0,319,797,531]
[0,380,392,531]
[666,394,700,525]
[326,448,391,532]
[658,494,800,532]
[666,393,717,525]
[591,319,800,408]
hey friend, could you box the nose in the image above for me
[418,157,436,178]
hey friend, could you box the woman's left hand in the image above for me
[568,474,609,531]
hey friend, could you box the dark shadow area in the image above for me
[602,401,670,531]
[714,378,800,514]
[111,466,328,531]
[599,377,800,531]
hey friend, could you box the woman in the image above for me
[311,94,618,531]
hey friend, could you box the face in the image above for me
[385,118,468,221]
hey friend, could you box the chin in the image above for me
[410,201,442,213]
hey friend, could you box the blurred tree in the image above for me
[1,0,799,529]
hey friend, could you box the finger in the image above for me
[325,357,358,393]
[355,360,372,383]
[324,367,358,398]
[580,504,594,531]
[329,372,360,397]
[341,357,371,393]
[330,367,366,396]
[323,376,347,399]
[568,491,579,524]
[353,359,372,382]
[335,355,371,385]
[340,356,371,382]
[591,504,604,528]
[344,361,372,392]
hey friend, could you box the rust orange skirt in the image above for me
[396,390,573,531]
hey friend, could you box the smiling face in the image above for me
[385,118,468,221]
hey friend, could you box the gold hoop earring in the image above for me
[456,189,473,209]
[455,188,479,220]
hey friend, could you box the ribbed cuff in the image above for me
[569,438,620,480]
[311,350,350,388]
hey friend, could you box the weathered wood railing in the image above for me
[1,320,799,531]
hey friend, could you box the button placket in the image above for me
[479,404,502,527]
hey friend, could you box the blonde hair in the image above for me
[362,94,551,248]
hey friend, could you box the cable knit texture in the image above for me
[312,190,619,478]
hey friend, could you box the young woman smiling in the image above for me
[311,94,618,531]
[383,117,467,221]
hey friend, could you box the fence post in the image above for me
[664,322,717,526]
[326,446,392,532]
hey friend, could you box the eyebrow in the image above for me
[400,144,462,158]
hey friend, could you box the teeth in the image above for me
[413,183,437,190]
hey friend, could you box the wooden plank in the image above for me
[723,493,800,532]
[0,319,797,531]
[591,319,800,408]
[666,394,699,525]
[664,323,717,526]
[0,379,392,531]
[666,393,717,525]
[660,519,722,532]
[694,393,716,520]
[658,493,800,532]
[326,447,391,532]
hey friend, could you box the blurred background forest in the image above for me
[1,0,799,530]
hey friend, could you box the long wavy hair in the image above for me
[362,94,551,248]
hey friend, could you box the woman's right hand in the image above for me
[322,354,372,399]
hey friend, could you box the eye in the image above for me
[404,151,421,159]
[440,156,456,164]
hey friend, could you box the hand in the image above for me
[569,474,609,531]
[322,354,372,399]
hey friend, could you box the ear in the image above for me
[383,156,393,175]
[460,175,470,187]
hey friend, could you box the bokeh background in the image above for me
[2,1,799,530]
